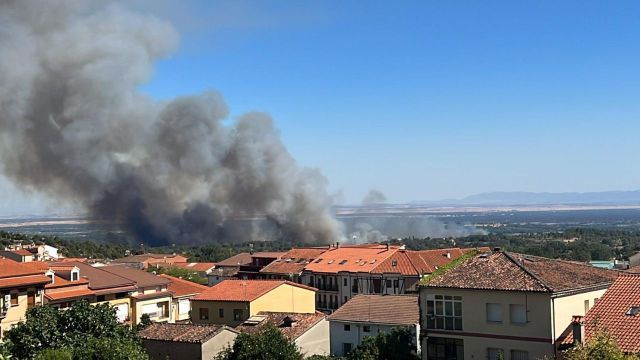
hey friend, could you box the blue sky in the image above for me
[3,0,640,214]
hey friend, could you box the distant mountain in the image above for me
[416,190,640,206]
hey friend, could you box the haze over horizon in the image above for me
[2,0,640,216]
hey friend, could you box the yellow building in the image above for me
[419,249,618,360]
[158,274,208,323]
[191,280,317,327]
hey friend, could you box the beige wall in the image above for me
[202,329,238,359]
[295,318,330,357]
[0,287,44,339]
[250,284,316,315]
[551,288,607,341]
[191,300,249,327]
[133,295,173,325]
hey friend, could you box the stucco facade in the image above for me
[0,286,45,339]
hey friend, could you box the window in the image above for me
[393,280,399,288]
[343,278,347,286]
[219,308,224,318]
[342,343,352,354]
[425,295,462,330]
[487,348,504,360]
[626,306,640,316]
[158,302,169,318]
[386,280,392,288]
[344,324,351,331]
[511,350,529,360]
[10,293,18,306]
[115,292,127,299]
[363,325,371,332]
[486,303,502,323]
[233,309,243,321]
[426,337,464,360]
[584,299,590,313]
[510,304,527,324]
[199,308,209,320]
[96,295,106,302]
[71,271,79,281]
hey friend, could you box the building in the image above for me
[191,279,317,327]
[100,265,173,325]
[300,245,485,311]
[0,249,35,262]
[139,323,238,360]
[328,294,420,357]
[43,263,94,308]
[236,311,330,357]
[111,253,189,269]
[236,252,285,279]
[156,262,216,279]
[559,273,640,354]
[0,258,50,338]
[68,261,137,322]
[259,247,328,282]
[159,274,209,322]
[208,252,284,286]
[419,249,619,360]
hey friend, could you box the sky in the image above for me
[3,0,640,214]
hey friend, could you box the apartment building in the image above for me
[328,294,420,357]
[43,263,94,308]
[208,252,284,286]
[259,247,328,282]
[159,274,208,322]
[419,249,619,360]
[300,245,484,311]
[191,279,316,327]
[0,258,50,338]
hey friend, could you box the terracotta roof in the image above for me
[260,248,327,275]
[210,266,240,277]
[235,311,325,340]
[45,288,95,301]
[425,251,619,293]
[0,274,51,289]
[139,323,235,343]
[12,249,33,256]
[215,253,253,266]
[158,262,216,272]
[54,257,88,263]
[132,290,173,300]
[627,266,640,274]
[250,252,285,259]
[0,258,45,278]
[303,245,399,273]
[68,262,136,291]
[192,280,316,302]
[45,275,89,289]
[159,274,208,297]
[560,274,640,353]
[100,265,170,288]
[328,295,419,326]
[112,253,187,263]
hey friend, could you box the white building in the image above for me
[327,294,420,357]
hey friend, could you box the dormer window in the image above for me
[339,260,348,265]
[45,270,55,284]
[626,306,640,316]
[71,270,79,281]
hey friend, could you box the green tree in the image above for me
[565,331,640,360]
[33,349,72,360]
[151,265,207,284]
[216,325,303,360]
[346,327,419,360]
[5,301,147,360]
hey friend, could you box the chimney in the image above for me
[386,243,390,251]
[249,243,254,255]
[572,315,585,344]
[336,242,340,249]
[445,251,451,259]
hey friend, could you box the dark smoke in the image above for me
[0,1,342,245]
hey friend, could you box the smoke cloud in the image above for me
[361,189,387,205]
[0,1,342,245]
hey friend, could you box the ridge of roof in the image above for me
[503,252,553,292]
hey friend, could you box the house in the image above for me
[419,249,619,360]
[159,274,208,322]
[0,258,50,338]
[207,252,284,286]
[156,262,216,279]
[43,263,94,308]
[111,253,189,269]
[139,323,238,360]
[191,279,317,327]
[236,311,330,357]
[68,261,137,323]
[327,294,420,357]
[259,247,328,282]
[100,265,173,325]
[300,245,486,311]
[0,249,34,262]
[559,273,640,354]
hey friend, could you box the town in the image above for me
[0,240,639,359]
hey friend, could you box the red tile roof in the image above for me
[303,245,399,273]
[158,262,216,272]
[192,280,316,302]
[45,288,95,301]
[260,248,327,275]
[0,258,44,278]
[425,251,619,293]
[215,253,254,266]
[159,274,208,298]
[100,265,170,288]
[68,262,136,291]
[250,252,285,259]
[235,311,325,340]
[12,249,33,256]
[45,275,89,289]
[560,274,640,353]
[328,295,419,326]
[0,274,51,289]
[139,323,234,343]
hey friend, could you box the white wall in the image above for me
[329,320,418,357]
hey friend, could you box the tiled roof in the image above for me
[260,248,327,275]
[192,280,316,302]
[45,288,95,301]
[328,295,419,326]
[215,253,253,266]
[45,275,89,289]
[132,291,173,300]
[425,251,619,293]
[112,253,187,263]
[139,323,234,343]
[0,274,51,289]
[69,262,136,290]
[303,245,399,273]
[12,249,33,256]
[159,274,208,297]
[235,311,325,340]
[100,265,170,288]
[560,274,640,353]
[0,258,44,278]
[158,262,216,272]
[250,252,285,259]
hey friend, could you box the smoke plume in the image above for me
[0,1,342,245]
[361,189,387,205]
